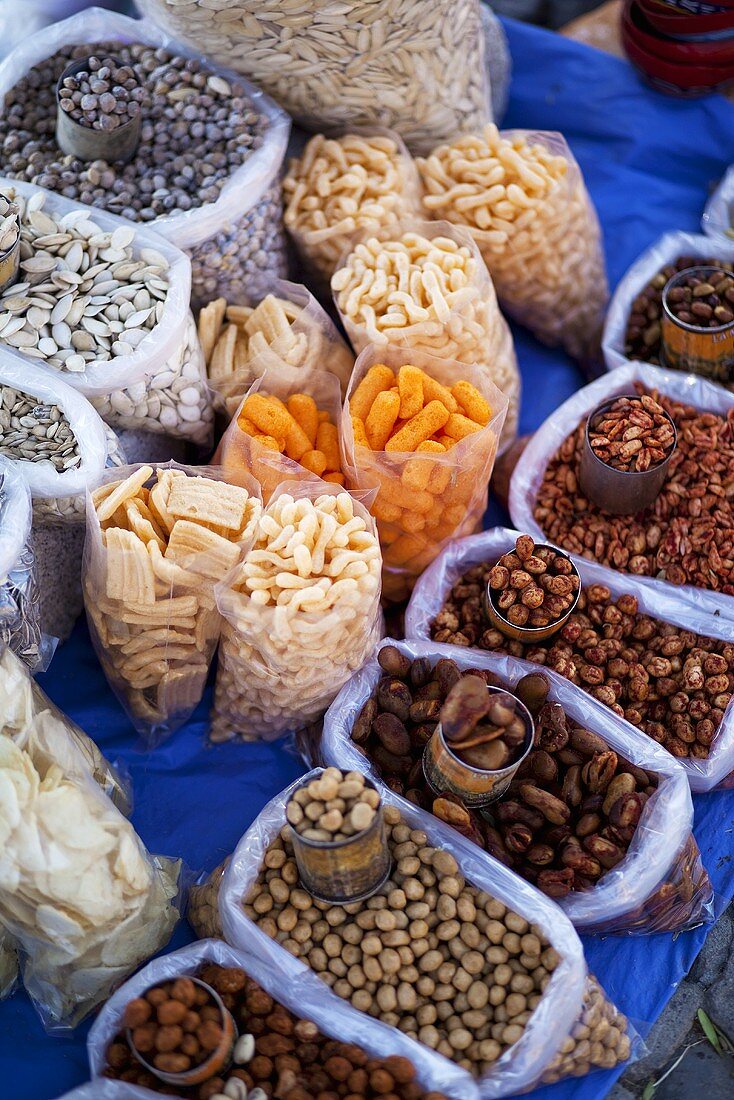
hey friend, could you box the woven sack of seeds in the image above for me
[0,178,213,446]
[0,456,53,670]
[135,0,492,156]
[0,9,291,310]
[219,772,640,1095]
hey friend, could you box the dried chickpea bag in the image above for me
[282,129,422,292]
[220,772,639,1095]
[199,278,354,416]
[217,367,346,503]
[211,483,382,743]
[344,346,507,602]
[417,127,608,362]
[332,220,519,449]
[0,651,180,1031]
[83,462,262,744]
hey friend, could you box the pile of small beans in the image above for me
[287,769,379,843]
[431,569,733,760]
[104,963,446,1099]
[246,798,560,1076]
[664,268,734,329]
[57,56,143,132]
[488,535,579,629]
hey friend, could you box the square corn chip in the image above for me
[209,323,237,381]
[195,606,221,652]
[166,478,251,534]
[125,500,166,551]
[198,296,227,363]
[156,664,207,715]
[124,593,199,621]
[148,469,183,535]
[96,466,153,524]
[126,660,169,689]
[104,528,155,605]
[121,645,197,675]
[148,540,200,589]
[166,520,240,579]
[119,628,194,656]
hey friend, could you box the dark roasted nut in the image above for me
[583,834,625,869]
[537,868,575,897]
[372,744,412,776]
[440,676,491,741]
[409,657,433,688]
[608,792,646,831]
[504,824,534,852]
[569,727,610,757]
[352,698,378,745]
[377,677,413,722]
[581,751,618,793]
[525,843,555,865]
[378,645,412,679]
[409,699,441,723]
[515,671,552,714]
[434,658,462,696]
[495,800,545,831]
[601,773,637,815]
[561,766,583,808]
[528,750,558,785]
[519,783,570,825]
[373,713,412,756]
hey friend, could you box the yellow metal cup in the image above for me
[661,266,734,383]
[484,543,581,644]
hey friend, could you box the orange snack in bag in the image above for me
[238,391,343,482]
[349,363,396,420]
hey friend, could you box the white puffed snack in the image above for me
[134,0,492,155]
[417,126,609,361]
[332,224,519,448]
[212,489,382,742]
[283,131,421,288]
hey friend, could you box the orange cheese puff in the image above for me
[379,479,434,513]
[242,393,292,441]
[398,365,424,420]
[434,434,456,449]
[421,374,459,413]
[318,410,330,423]
[428,464,452,495]
[351,415,369,449]
[417,440,446,453]
[452,380,491,426]
[402,443,445,493]
[445,503,467,526]
[282,412,313,461]
[372,498,402,524]
[301,449,328,476]
[316,421,341,472]
[237,415,259,436]
[444,412,484,441]
[366,389,401,451]
[385,400,450,453]
[253,433,282,451]
[287,394,319,446]
[323,472,345,485]
[402,511,426,534]
[388,532,429,566]
[350,364,396,420]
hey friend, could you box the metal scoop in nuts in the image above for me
[440,677,527,771]
[588,394,675,473]
[57,56,143,133]
[0,196,19,256]
[286,768,379,843]
[489,534,580,629]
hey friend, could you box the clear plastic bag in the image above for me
[508,359,734,614]
[0,457,52,671]
[602,230,734,372]
[418,129,608,362]
[134,0,492,156]
[187,858,228,940]
[283,128,423,293]
[202,278,355,416]
[343,345,508,603]
[332,219,520,451]
[59,1084,151,1100]
[33,520,85,643]
[219,772,639,1096]
[216,367,346,503]
[0,651,180,1031]
[701,164,734,247]
[0,178,213,446]
[83,462,262,745]
[321,636,710,934]
[406,526,734,794]
[211,482,383,743]
[0,928,18,1002]
[0,8,291,310]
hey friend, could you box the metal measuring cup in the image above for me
[56,55,142,164]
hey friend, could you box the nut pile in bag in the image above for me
[102,958,448,1099]
[341,645,710,932]
[0,456,47,670]
[84,464,261,743]
[345,351,507,602]
[234,782,635,1087]
[134,0,492,155]
[417,126,608,361]
[200,284,353,415]
[283,130,421,287]
[532,382,734,593]
[332,224,520,448]
[212,487,382,743]
[0,648,179,1029]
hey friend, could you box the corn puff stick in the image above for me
[316,421,341,471]
[237,415,259,436]
[418,440,446,453]
[350,364,396,420]
[428,464,452,494]
[287,394,319,446]
[388,533,428,566]
[351,415,369,448]
[318,410,330,423]
[366,389,401,451]
[301,449,328,475]
[372,498,402,524]
[323,472,346,485]
[282,412,313,461]
[434,434,456,449]
[452,380,491,425]
[398,365,424,419]
[243,393,292,441]
[378,480,434,513]
[385,400,450,453]
[422,374,459,413]
[253,434,281,451]
[444,412,484,441]
[402,512,426,534]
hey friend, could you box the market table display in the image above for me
[1,10,734,1100]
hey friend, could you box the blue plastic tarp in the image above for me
[2,14,734,1100]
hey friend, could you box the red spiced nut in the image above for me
[587,394,675,473]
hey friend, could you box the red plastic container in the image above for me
[622,0,734,93]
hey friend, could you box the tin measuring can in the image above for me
[661,265,734,383]
[484,543,581,644]
[578,393,677,515]
[0,193,20,294]
[422,686,535,809]
[129,976,237,1086]
[289,774,391,905]
[56,56,142,164]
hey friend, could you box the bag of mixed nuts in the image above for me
[219,771,640,1095]
[0,8,291,310]
[406,526,734,794]
[321,637,712,934]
